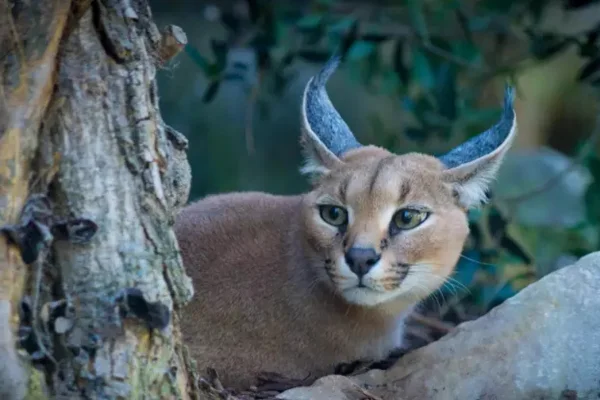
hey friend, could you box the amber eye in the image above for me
[319,205,348,227]
[392,209,429,231]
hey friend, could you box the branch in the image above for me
[421,41,484,71]
[410,312,455,333]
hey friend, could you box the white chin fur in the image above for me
[334,256,408,307]
[341,287,404,307]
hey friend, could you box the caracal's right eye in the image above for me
[319,205,348,227]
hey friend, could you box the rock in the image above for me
[278,252,600,400]
[491,148,598,278]
[276,375,388,400]
[493,147,592,228]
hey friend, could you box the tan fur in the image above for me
[175,58,517,389]
[175,147,473,389]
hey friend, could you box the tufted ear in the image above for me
[299,53,362,178]
[439,86,518,209]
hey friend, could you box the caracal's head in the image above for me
[299,54,518,308]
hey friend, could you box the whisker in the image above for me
[440,281,459,297]
[406,271,463,311]
[407,264,472,297]
[409,278,443,310]
[444,276,472,295]
[459,253,497,267]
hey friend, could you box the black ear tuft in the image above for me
[439,85,515,169]
[440,85,518,209]
[302,53,362,158]
[299,52,363,178]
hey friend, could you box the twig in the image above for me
[499,114,600,205]
[403,325,435,343]
[409,312,455,332]
[422,41,484,71]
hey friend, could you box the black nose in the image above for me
[344,247,381,277]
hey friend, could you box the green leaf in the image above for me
[256,48,271,69]
[339,20,360,60]
[468,208,483,223]
[272,70,293,97]
[327,16,357,35]
[402,95,435,127]
[302,24,326,46]
[297,49,331,63]
[467,15,493,31]
[585,156,600,222]
[411,49,435,89]
[426,37,454,68]
[435,62,457,121]
[381,70,400,95]
[481,0,513,13]
[258,99,270,120]
[500,235,532,265]
[280,52,295,68]
[347,40,376,61]
[393,39,410,86]
[578,56,600,82]
[455,9,473,43]
[487,206,508,239]
[202,80,221,103]
[316,0,334,7]
[462,107,501,125]
[247,0,260,23]
[296,14,323,30]
[368,113,385,137]
[404,127,428,142]
[210,39,228,69]
[362,47,381,87]
[527,0,547,23]
[451,41,482,64]
[406,0,429,40]
[185,45,211,74]
[221,11,241,34]
[578,40,599,59]
[361,33,390,43]
[564,0,600,9]
[529,33,569,61]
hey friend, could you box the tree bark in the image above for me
[0,0,209,398]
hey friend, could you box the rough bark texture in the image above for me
[0,0,210,398]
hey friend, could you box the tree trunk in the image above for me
[0,0,211,398]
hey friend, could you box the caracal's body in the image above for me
[175,54,518,389]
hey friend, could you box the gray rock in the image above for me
[493,147,592,228]
[277,375,388,400]
[278,252,600,400]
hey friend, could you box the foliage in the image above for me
[175,0,600,317]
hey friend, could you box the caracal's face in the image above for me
[302,146,470,307]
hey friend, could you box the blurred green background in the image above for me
[151,0,600,338]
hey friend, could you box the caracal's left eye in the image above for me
[391,209,429,232]
[319,205,348,227]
